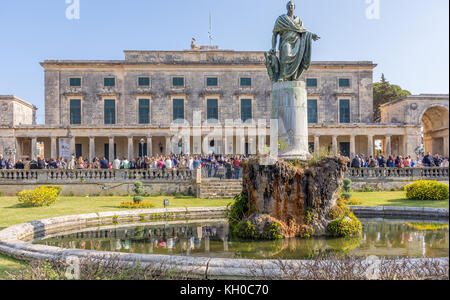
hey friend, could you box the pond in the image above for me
[34,218,449,259]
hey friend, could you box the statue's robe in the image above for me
[273,14,313,81]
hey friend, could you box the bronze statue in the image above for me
[266,1,320,83]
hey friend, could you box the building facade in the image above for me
[0,49,448,162]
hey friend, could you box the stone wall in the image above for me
[41,51,375,127]
[0,182,194,197]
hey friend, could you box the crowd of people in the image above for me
[0,151,448,176]
[0,154,247,179]
[350,152,449,169]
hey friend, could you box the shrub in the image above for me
[342,178,352,193]
[18,186,59,207]
[327,200,362,237]
[359,184,375,192]
[0,191,4,197]
[119,201,155,209]
[327,212,362,238]
[341,193,352,201]
[133,181,145,204]
[346,198,362,206]
[227,193,250,229]
[405,181,449,201]
[40,185,63,196]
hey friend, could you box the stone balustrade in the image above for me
[347,167,449,180]
[0,168,196,184]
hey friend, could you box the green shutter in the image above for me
[70,100,81,125]
[241,99,252,122]
[104,78,115,87]
[104,100,116,124]
[173,99,184,122]
[339,78,350,87]
[307,99,318,124]
[206,77,218,87]
[207,99,218,121]
[339,99,350,123]
[138,77,150,87]
[306,78,317,87]
[70,78,81,87]
[139,99,150,124]
[172,77,184,87]
[240,77,252,87]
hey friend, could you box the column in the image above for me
[314,135,320,155]
[108,136,114,162]
[367,134,374,157]
[127,136,133,160]
[350,135,356,158]
[202,136,208,154]
[165,136,172,155]
[385,134,392,156]
[443,136,449,157]
[89,136,95,163]
[332,135,338,156]
[31,137,37,160]
[147,135,153,157]
[70,136,76,158]
[51,137,57,159]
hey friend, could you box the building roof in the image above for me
[0,95,37,110]
[380,94,449,107]
[40,50,377,69]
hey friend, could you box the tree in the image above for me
[373,74,411,122]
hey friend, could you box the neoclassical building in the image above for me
[0,48,448,162]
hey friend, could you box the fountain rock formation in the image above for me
[239,157,349,238]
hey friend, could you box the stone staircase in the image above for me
[198,179,243,199]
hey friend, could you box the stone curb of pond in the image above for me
[349,206,449,219]
[0,206,448,280]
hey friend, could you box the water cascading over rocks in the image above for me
[235,157,350,238]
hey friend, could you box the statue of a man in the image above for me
[267,1,320,82]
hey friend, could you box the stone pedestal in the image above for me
[271,80,311,160]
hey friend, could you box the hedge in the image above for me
[405,181,449,201]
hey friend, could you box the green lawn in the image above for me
[352,191,449,208]
[0,191,448,279]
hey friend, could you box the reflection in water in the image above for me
[34,219,449,259]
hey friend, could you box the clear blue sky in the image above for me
[0,0,448,123]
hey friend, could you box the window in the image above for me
[104,77,115,87]
[240,77,252,87]
[172,77,185,88]
[306,78,317,88]
[206,77,218,87]
[207,99,218,121]
[339,78,350,88]
[104,99,116,124]
[308,142,315,154]
[340,142,350,157]
[138,77,150,87]
[307,99,318,124]
[339,99,351,123]
[138,99,150,124]
[241,99,252,123]
[75,144,82,159]
[70,78,81,87]
[104,144,117,160]
[69,99,81,125]
[173,99,184,122]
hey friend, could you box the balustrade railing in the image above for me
[0,167,448,184]
[347,167,449,180]
[0,169,195,183]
